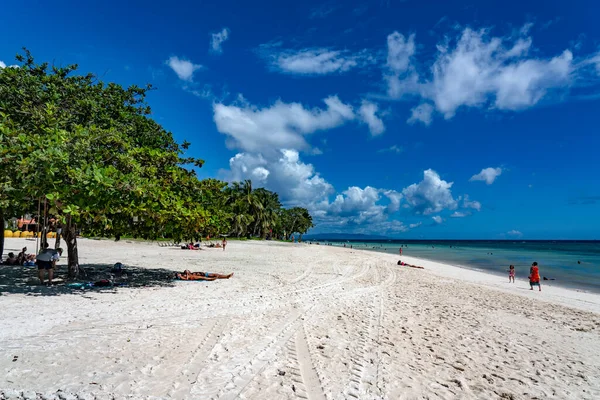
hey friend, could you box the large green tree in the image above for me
[0,51,315,276]
[0,51,205,276]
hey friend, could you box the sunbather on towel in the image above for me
[176,270,234,281]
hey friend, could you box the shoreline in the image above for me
[319,240,600,295]
[312,242,600,314]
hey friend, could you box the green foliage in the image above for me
[0,50,314,275]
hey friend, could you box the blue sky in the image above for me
[2,0,600,239]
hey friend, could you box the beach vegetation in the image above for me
[0,50,313,277]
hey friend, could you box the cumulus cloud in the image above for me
[215,94,402,232]
[383,190,403,213]
[228,149,334,206]
[329,186,382,216]
[211,28,230,53]
[431,28,573,117]
[402,169,458,215]
[450,211,470,218]
[213,96,355,154]
[226,149,408,233]
[261,47,374,75]
[462,195,482,211]
[470,167,502,184]
[384,26,577,119]
[409,222,422,229]
[407,103,434,125]
[312,187,408,233]
[507,229,523,237]
[0,61,5,69]
[431,215,443,224]
[384,32,419,98]
[165,56,202,81]
[358,100,385,135]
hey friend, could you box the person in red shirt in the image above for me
[529,262,541,291]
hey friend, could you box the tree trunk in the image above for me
[63,215,79,278]
[54,224,62,249]
[0,209,5,260]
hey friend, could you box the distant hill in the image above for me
[302,233,391,241]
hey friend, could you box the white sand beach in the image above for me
[1,238,600,400]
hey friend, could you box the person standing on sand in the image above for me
[222,238,227,251]
[36,243,62,285]
[508,265,515,283]
[529,262,541,291]
[399,247,403,255]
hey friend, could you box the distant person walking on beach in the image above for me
[508,265,515,283]
[399,247,403,255]
[529,262,541,291]
[222,238,227,251]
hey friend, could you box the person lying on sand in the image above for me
[175,270,234,281]
[397,260,424,269]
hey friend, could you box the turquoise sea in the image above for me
[319,240,600,293]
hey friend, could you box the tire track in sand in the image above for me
[342,290,385,398]
[167,318,228,399]
[190,306,314,400]
[282,324,327,400]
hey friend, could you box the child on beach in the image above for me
[529,262,541,291]
[508,265,515,283]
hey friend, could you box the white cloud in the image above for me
[383,190,403,213]
[0,61,18,69]
[226,149,407,233]
[228,150,334,206]
[450,211,470,218]
[409,222,422,229]
[384,26,577,119]
[462,195,482,211]
[384,32,419,98]
[402,169,458,215]
[407,103,434,125]
[165,56,202,81]
[329,186,382,215]
[507,230,523,237]
[211,28,230,53]
[263,47,374,75]
[358,100,385,135]
[215,95,404,233]
[431,28,573,117]
[470,167,502,184]
[213,96,355,154]
[378,145,403,154]
[432,215,443,224]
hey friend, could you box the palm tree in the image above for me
[253,188,281,238]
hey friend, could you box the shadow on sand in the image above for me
[0,263,177,297]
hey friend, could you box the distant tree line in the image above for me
[0,50,313,277]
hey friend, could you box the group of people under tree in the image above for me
[2,243,63,285]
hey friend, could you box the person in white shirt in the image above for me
[36,243,62,285]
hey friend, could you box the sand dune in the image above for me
[1,238,599,399]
